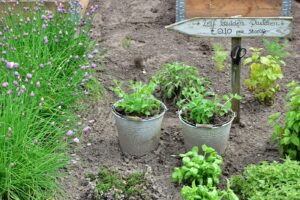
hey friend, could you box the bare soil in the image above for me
[62,0,300,199]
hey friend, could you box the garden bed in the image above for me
[62,0,300,199]
[1,0,299,199]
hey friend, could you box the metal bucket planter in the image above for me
[178,110,236,155]
[112,101,167,156]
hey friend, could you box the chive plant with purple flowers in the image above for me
[0,1,101,199]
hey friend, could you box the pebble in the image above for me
[239,121,246,128]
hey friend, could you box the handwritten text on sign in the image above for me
[166,17,293,37]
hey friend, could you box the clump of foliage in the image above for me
[263,38,290,60]
[268,81,300,160]
[177,88,240,125]
[212,43,228,71]
[0,2,100,199]
[113,81,161,118]
[96,167,147,199]
[172,146,238,200]
[231,159,300,200]
[181,180,238,200]
[172,145,223,186]
[152,62,209,102]
[243,48,284,105]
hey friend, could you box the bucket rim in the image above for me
[178,109,236,129]
[112,99,167,122]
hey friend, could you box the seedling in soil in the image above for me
[122,36,132,49]
[263,38,290,60]
[181,180,238,200]
[177,88,241,126]
[152,62,210,103]
[243,48,284,105]
[112,80,161,118]
[172,145,223,186]
[268,81,300,160]
[172,146,238,200]
[96,167,147,199]
[212,43,228,72]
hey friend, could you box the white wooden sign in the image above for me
[166,17,293,37]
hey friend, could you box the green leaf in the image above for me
[243,57,253,66]
[287,149,297,160]
[190,168,199,176]
[290,134,300,147]
[192,146,199,154]
[233,94,242,100]
[228,190,239,200]
[183,157,191,165]
[260,57,271,65]
[283,129,291,136]
[207,177,213,187]
[280,137,290,145]
[202,145,215,154]
[171,168,183,183]
[268,112,281,124]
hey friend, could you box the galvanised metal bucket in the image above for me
[179,110,236,155]
[112,101,167,156]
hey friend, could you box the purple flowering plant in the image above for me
[0,1,100,199]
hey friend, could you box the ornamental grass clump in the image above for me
[0,1,101,199]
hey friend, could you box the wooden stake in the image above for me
[231,37,241,124]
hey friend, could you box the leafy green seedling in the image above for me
[152,62,210,102]
[212,43,228,71]
[268,81,300,160]
[122,36,132,49]
[112,81,161,118]
[96,167,147,199]
[172,145,239,200]
[181,180,239,200]
[172,145,223,186]
[263,38,290,60]
[243,48,284,105]
[97,167,126,194]
[126,172,145,196]
[177,88,241,125]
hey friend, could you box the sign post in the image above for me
[231,37,242,123]
[168,0,293,124]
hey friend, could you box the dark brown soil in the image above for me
[62,0,300,199]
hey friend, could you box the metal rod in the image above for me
[231,37,242,124]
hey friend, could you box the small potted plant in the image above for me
[177,88,241,154]
[112,80,167,156]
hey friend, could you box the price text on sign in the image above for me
[166,17,293,37]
